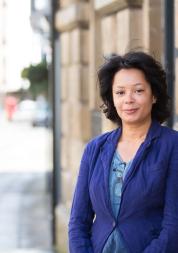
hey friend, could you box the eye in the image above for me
[116,91,125,96]
[135,89,144,94]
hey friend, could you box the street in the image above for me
[0,117,52,173]
[0,116,53,252]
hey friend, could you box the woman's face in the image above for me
[112,68,156,126]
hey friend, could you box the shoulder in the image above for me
[84,128,119,155]
[159,124,178,151]
[78,129,119,171]
[88,127,119,146]
[160,124,178,140]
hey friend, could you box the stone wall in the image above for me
[55,1,90,252]
[55,0,165,252]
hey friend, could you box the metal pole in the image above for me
[164,0,175,128]
[51,0,61,247]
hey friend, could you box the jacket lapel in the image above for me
[100,128,121,212]
[121,120,162,195]
[121,139,152,195]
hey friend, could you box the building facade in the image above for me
[30,0,51,62]
[0,0,7,93]
[54,1,178,252]
[0,0,40,94]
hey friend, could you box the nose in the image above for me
[124,91,135,104]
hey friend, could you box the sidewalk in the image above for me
[0,172,53,250]
[0,116,54,252]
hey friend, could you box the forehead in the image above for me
[113,68,148,87]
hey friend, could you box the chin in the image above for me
[123,116,151,125]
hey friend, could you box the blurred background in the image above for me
[0,0,178,253]
[0,0,53,253]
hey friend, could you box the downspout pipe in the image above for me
[51,0,61,248]
[164,0,175,128]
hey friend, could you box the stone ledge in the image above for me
[94,0,143,16]
[55,2,89,32]
[55,204,70,253]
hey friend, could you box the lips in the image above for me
[124,108,138,114]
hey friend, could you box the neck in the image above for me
[121,119,152,142]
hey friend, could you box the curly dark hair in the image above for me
[97,51,171,126]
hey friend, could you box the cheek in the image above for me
[138,95,153,106]
[113,99,122,109]
[146,96,155,107]
[141,99,154,113]
[112,96,117,107]
[113,94,121,106]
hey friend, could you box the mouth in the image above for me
[123,108,138,114]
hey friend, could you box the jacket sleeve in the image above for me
[143,134,178,253]
[68,143,95,253]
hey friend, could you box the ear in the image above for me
[152,96,157,104]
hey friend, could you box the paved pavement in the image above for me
[0,117,52,173]
[0,116,54,252]
[0,172,52,249]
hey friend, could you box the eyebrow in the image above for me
[115,83,144,88]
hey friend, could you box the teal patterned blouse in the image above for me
[102,151,132,253]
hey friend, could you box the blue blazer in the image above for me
[68,120,178,253]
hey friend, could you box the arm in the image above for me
[68,144,95,253]
[143,135,178,253]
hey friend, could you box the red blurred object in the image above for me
[5,96,18,121]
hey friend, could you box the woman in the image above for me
[68,51,178,253]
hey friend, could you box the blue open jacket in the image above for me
[68,120,178,253]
